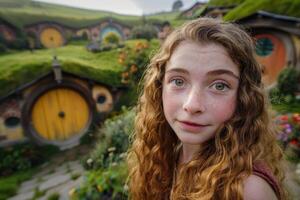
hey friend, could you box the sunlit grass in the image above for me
[0,39,160,98]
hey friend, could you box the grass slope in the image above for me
[0,39,160,98]
[0,0,180,29]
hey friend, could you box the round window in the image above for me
[4,117,20,128]
[97,95,107,104]
[255,37,274,56]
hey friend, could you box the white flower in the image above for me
[108,147,116,152]
[119,152,127,158]
[87,158,93,165]
[123,184,129,191]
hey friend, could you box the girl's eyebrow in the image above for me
[165,68,239,79]
[165,68,189,74]
[206,69,239,80]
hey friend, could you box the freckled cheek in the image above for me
[162,88,182,119]
[209,96,237,122]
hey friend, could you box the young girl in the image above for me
[127,18,286,200]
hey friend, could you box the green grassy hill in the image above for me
[208,0,300,20]
[0,0,180,29]
[0,0,138,28]
[0,39,160,98]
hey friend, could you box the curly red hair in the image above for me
[127,18,286,200]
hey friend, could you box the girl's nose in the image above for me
[182,88,206,114]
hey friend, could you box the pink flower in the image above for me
[284,123,291,129]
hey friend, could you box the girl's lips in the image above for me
[177,120,209,132]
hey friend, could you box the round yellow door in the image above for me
[31,88,90,141]
[40,27,64,48]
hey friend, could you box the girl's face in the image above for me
[162,41,240,145]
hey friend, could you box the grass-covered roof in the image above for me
[208,0,300,21]
[0,39,160,99]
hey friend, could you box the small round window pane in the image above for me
[4,117,20,128]
[97,95,106,104]
[255,37,274,56]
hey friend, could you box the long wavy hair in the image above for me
[127,18,286,200]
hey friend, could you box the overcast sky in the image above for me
[33,0,205,15]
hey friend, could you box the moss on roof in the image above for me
[208,0,300,21]
[0,39,160,99]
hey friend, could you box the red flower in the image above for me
[290,139,298,145]
[292,114,300,122]
[280,115,289,121]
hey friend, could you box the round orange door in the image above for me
[31,88,90,141]
[40,27,64,48]
[255,34,286,86]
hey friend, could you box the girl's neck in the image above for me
[179,143,201,164]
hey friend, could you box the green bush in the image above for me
[131,24,158,41]
[103,32,121,45]
[269,87,285,105]
[120,41,150,85]
[0,143,60,176]
[72,162,128,200]
[269,67,300,113]
[74,108,134,199]
[114,87,139,111]
[277,67,300,96]
[7,38,28,50]
[82,107,134,170]
[0,169,34,200]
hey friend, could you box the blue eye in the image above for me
[212,82,229,91]
[171,78,185,87]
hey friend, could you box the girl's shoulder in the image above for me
[243,161,281,200]
[244,174,278,200]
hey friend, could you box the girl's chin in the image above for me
[177,136,206,146]
[175,131,215,146]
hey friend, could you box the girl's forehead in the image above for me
[166,41,240,77]
[171,40,230,59]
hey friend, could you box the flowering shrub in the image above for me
[70,162,128,200]
[120,41,150,85]
[82,107,134,170]
[73,108,134,199]
[277,67,300,96]
[275,113,300,149]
